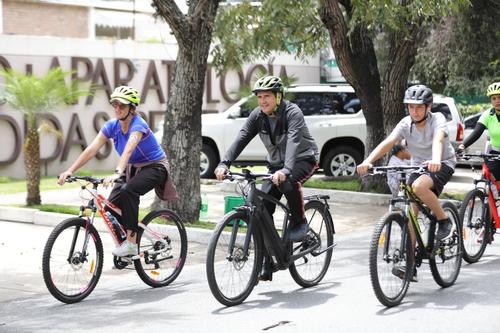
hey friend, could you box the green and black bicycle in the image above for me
[366,165,462,307]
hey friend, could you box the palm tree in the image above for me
[0,68,87,205]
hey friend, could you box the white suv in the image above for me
[199,84,367,178]
[155,85,463,178]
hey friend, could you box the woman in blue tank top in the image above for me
[57,86,177,257]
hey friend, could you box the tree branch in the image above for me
[318,0,357,83]
[151,0,190,46]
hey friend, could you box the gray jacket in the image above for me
[221,100,319,175]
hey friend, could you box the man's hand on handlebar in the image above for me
[271,170,287,186]
[214,165,228,181]
[423,160,442,173]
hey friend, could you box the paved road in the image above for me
[2,220,500,332]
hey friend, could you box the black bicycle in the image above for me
[367,166,462,307]
[206,169,335,306]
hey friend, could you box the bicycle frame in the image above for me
[388,169,438,261]
[70,177,166,259]
[463,153,500,230]
[228,174,325,271]
[480,163,500,229]
[78,181,124,246]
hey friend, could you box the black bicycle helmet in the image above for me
[252,75,284,95]
[404,84,433,105]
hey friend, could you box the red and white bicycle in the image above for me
[459,154,500,263]
[42,175,187,303]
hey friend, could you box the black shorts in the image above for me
[407,163,454,196]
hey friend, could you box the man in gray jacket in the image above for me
[215,75,319,247]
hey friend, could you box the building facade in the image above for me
[0,0,320,178]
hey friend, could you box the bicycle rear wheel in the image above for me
[206,211,263,306]
[134,209,187,288]
[369,212,412,307]
[459,189,490,263]
[42,218,103,303]
[289,200,334,287]
[430,201,462,287]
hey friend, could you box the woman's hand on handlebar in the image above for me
[103,173,122,188]
[57,170,73,185]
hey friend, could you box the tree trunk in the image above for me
[319,0,386,190]
[151,0,220,222]
[24,126,41,205]
[381,29,425,134]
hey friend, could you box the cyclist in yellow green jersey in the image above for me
[459,82,500,179]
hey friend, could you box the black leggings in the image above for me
[261,159,318,226]
[107,164,167,232]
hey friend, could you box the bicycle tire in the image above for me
[430,201,462,287]
[458,188,490,263]
[206,210,263,306]
[42,218,103,304]
[289,200,334,287]
[134,209,187,288]
[369,212,412,307]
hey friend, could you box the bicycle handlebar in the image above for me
[460,153,500,162]
[367,165,428,175]
[63,175,124,185]
[223,169,272,181]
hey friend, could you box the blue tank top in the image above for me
[101,115,165,163]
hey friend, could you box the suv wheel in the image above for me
[200,143,218,179]
[322,146,362,177]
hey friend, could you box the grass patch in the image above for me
[0,171,111,194]
[440,192,465,201]
[304,177,362,192]
[25,204,81,215]
[16,203,218,230]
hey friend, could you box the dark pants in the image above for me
[107,164,167,232]
[487,150,500,180]
[261,159,318,227]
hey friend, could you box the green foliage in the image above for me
[212,0,329,72]
[350,0,468,33]
[411,0,498,97]
[0,68,89,126]
[458,103,491,118]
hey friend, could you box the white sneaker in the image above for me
[112,240,138,257]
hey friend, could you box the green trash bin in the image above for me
[224,195,245,226]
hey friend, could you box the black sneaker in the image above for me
[391,266,418,282]
[258,256,273,282]
[436,218,453,241]
[288,223,309,242]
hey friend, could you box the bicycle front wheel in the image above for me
[459,189,489,263]
[134,209,188,288]
[206,211,263,306]
[369,212,412,307]
[42,218,103,303]
[289,200,334,287]
[430,201,462,287]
